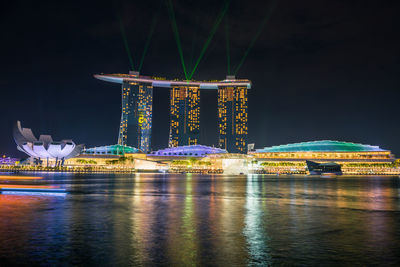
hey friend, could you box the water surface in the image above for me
[0,173,399,266]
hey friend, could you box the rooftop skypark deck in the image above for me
[94,73,252,89]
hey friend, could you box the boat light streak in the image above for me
[0,191,67,196]
[0,176,43,180]
[0,185,58,189]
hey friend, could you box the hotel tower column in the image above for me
[118,72,153,153]
[169,85,200,147]
[217,76,248,153]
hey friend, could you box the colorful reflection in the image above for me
[0,185,58,189]
[165,174,200,266]
[0,174,399,265]
[0,192,64,262]
[244,175,272,265]
[0,175,43,180]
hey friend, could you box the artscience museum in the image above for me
[13,121,83,166]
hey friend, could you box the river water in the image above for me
[0,173,400,266]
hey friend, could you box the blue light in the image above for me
[1,191,67,197]
[1,188,65,192]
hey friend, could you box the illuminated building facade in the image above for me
[169,86,200,147]
[118,78,153,153]
[150,145,226,157]
[218,76,248,153]
[95,73,251,150]
[82,144,139,156]
[251,140,394,161]
[13,121,83,166]
[250,140,400,175]
[0,156,19,165]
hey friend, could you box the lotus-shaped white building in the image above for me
[13,121,83,165]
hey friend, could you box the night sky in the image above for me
[1,0,400,157]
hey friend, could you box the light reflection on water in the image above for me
[245,176,271,266]
[0,173,400,266]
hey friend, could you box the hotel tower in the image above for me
[168,85,200,147]
[117,72,153,153]
[217,76,248,153]
[95,72,250,154]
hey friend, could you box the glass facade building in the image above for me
[150,145,227,157]
[118,80,153,153]
[169,86,200,147]
[83,144,139,156]
[218,85,248,153]
[250,140,399,175]
[251,140,394,161]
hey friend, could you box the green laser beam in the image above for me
[234,0,279,75]
[138,0,164,72]
[225,16,230,75]
[118,15,135,71]
[188,15,200,75]
[167,0,188,80]
[188,0,230,80]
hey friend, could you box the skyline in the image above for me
[1,0,400,157]
[97,72,250,153]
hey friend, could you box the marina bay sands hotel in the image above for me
[95,71,251,153]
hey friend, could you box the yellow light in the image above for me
[0,176,43,180]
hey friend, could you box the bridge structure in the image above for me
[94,71,251,153]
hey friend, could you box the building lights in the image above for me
[118,81,153,153]
[218,84,248,153]
[168,86,200,147]
[96,73,251,153]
